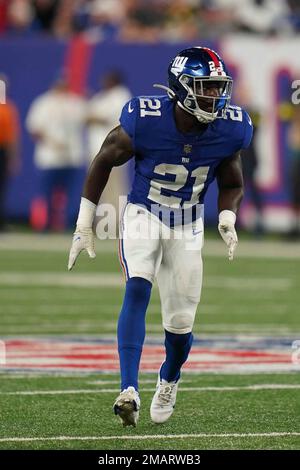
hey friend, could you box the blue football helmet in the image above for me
[155,47,232,123]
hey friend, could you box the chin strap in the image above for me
[153,83,176,99]
[153,83,218,124]
[177,101,217,124]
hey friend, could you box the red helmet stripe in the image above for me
[202,47,220,67]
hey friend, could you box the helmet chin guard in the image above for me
[178,100,217,123]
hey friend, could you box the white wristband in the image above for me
[219,210,236,225]
[76,197,96,228]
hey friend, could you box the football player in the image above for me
[68,47,253,427]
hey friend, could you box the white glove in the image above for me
[68,227,96,270]
[218,210,238,261]
[68,197,97,271]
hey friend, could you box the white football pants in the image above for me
[118,203,204,334]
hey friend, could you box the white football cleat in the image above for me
[150,375,179,424]
[113,386,140,427]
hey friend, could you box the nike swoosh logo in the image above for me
[74,236,81,242]
[128,102,134,113]
[192,230,202,236]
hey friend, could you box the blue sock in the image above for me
[160,330,193,382]
[117,277,152,391]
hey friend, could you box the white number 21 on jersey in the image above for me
[139,98,161,117]
[148,163,210,208]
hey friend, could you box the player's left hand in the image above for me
[218,210,238,261]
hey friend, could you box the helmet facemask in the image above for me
[177,74,233,123]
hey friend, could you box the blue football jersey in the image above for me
[119,95,252,224]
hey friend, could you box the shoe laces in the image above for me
[157,382,176,405]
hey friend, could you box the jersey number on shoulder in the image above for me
[139,98,161,117]
[225,105,243,122]
[148,164,209,208]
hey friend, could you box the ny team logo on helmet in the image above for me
[155,47,232,124]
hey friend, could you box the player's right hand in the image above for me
[68,227,96,271]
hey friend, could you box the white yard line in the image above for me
[0,273,293,290]
[0,235,116,253]
[1,234,300,259]
[198,324,300,334]
[1,322,298,335]
[85,379,194,385]
[0,369,297,376]
[2,384,300,396]
[6,319,297,333]
[0,304,162,316]
[0,303,291,316]
[0,273,123,288]
[0,432,299,443]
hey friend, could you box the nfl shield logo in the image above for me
[183,144,192,154]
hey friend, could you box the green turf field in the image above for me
[0,373,300,450]
[0,234,300,450]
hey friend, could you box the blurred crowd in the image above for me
[0,0,300,41]
[0,71,131,232]
[1,0,300,235]
[1,68,300,236]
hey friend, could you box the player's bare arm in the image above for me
[83,125,134,204]
[68,125,134,270]
[216,151,244,214]
[216,151,244,261]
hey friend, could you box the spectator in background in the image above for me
[161,0,202,42]
[26,77,86,231]
[287,0,300,32]
[0,74,20,231]
[119,0,165,43]
[0,0,297,40]
[287,105,300,238]
[7,0,33,34]
[52,0,78,38]
[32,0,60,32]
[241,108,264,235]
[234,83,264,235]
[203,0,292,35]
[230,0,291,35]
[86,70,131,217]
[5,0,59,35]
[86,0,126,41]
[0,0,8,34]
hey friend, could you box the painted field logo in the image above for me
[0,341,6,365]
[2,337,296,374]
[0,80,6,104]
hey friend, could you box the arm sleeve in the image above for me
[119,97,138,148]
